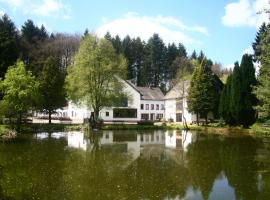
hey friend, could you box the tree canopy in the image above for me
[65,34,128,119]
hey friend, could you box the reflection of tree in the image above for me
[186,137,222,200]
[64,132,135,200]
[0,136,68,199]
[124,148,190,200]
[220,137,259,200]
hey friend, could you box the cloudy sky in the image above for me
[0,0,269,68]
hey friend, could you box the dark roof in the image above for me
[125,80,164,100]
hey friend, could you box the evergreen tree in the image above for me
[252,22,269,61]
[143,33,167,90]
[0,14,19,79]
[39,57,66,124]
[111,35,122,54]
[239,54,257,127]
[178,43,187,58]
[122,35,134,80]
[253,25,270,118]
[219,75,235,125]
[21,19,49,75]
[187,61,217,124]
[220,56,257,127]
[230,62,242,124]
[190,50,197,59]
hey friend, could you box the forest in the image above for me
[0,13,269,128]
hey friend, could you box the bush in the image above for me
[137,120,154,125]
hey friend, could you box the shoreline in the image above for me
[1,123,269,139]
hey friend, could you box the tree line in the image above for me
[0,13,230,125]
[0,14,80,124]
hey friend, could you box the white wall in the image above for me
[165,99,177,122]
[140,100,165,120]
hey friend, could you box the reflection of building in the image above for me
[68,132,87,151]
[165,130,195,151]
[34,130,196,165]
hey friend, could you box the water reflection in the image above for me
[0,130,270,200]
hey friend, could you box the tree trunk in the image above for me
[49,110,52,124]
[196,113,199,125]
[205,114,208,125]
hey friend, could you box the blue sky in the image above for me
[0,0,269,68]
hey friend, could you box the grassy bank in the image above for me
[1,122,269,138]
[0,123,82,136]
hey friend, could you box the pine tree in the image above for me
[190,50,197,59]
[252,22,268,61]
[253,25,270,118]
[187,61,217,124]
[143,34,167,90]
[219,74,235,125]
[230,62,242,124]
[220,56,257,127]
[0,14,19,79]
[239,54,257,127]
[178,43,187,58]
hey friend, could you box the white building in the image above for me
[164,82,196,123]
[67,80,166,123]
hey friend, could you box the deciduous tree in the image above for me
[65,34,127,120]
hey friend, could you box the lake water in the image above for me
[0,130,270,200]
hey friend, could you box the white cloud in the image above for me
[222,0,270,28]
[32,0,63,17]
[96,13,208,45]
[0,0,23,8]
[0,10,5,17]
[0,0,71,19]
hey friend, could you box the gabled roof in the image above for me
[125,80,164,100]
[164,81,189,100]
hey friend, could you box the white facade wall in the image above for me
[164,97,196,123]
[165,99,177,122]
[139,100,165,121]
[99,81,141,122]
[67,103,90,124]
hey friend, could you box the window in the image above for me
[161,104,165,110]
[176,100,183,111]
[113,108,137,118]
[156,114,163,120]
[151,104,154,110]
[146,104,149,110]
[141,114,149,120]
[141,104,144,110]
[106,112,109,117]
[156,104,159,110]
[121,98,128,107]
[176,113,182,122]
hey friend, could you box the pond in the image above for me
[0,130,270,200]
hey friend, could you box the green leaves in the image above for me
[187,61,218,119]
[65,34,128,118]
[0,61,40,120]
[219,55,257,127]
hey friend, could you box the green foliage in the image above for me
[0,61,40,123]
[38,56,66,123]
[252,22,269,61]
[253,25,270,119]
[187,60,218,122]
[65,34,128,118]
[220,55,257,127]
[0,14,19,79]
